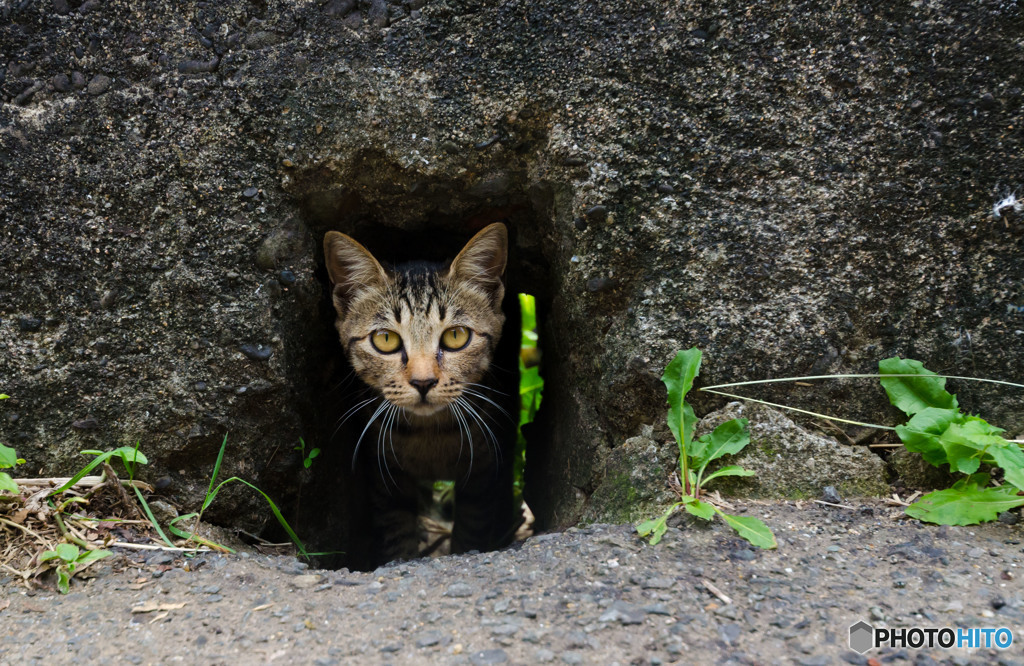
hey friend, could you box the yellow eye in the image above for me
[441,326,471,351]
[370,329,402,353]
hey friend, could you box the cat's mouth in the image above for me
[403,402,447,416]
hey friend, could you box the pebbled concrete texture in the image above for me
[1,0,1022,548]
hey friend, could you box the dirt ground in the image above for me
[1,499,1022,666]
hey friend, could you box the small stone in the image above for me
[563,156,587,166]
[52,73,71,92]
[599,601,643,625]
[415,631,441,648]
[243,187,259,198]
[475,135,500,150]
[87,74,111,95]
[641,577,673,590]
[534,650,555,663]
[324,0,356,15]
[240,343,273,361]
[998,511,1019,525]
[292,574,322,589]
[277,269,296,286]
[17,317,42,332]
[367,0,388,27]
[657,182,674,194]
[148,500,178,525]
[490,624,519,637]
[178,58,219,74]
[978,92,997,109]
[100,290,117,309]
[444,582,474,598]
[342,10,362,29]
[586,277,619,292]
[470,649,508,665]
[379,643,401,653]
[821,486,842,504]
[584,205,608,222]
[71,418,100,430]
[942,600,963,612]
[71,71,87,89]
[573,217,587,231]
[441,140,460,153]
[560,652,583,665]
[966,547,985,558]
[990,596,1006,610]
[729,548,756,561]
[719,623,742,645]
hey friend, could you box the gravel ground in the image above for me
[2,499,1023,665]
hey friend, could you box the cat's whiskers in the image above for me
[456,395,502,467]
[459,387,513,422]
[351,398,390,472]
[462,382,509,397]
[376,404,400,492]
[448,401,473,482]
[333,395,379,440]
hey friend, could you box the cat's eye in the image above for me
[440,326,471,351]
[371,329,402,353]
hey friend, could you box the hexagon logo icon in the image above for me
[849,620,875,654]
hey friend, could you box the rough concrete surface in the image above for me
[2,0,1023,553]
[3,501,1024,665]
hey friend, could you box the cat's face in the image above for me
[324,224,507,416]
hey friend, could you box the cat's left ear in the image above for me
[449,223,507,307]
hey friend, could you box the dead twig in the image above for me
[702,578,732,605]
[11,476,154,492]
[0,517,50,547]
[812,499,856,510]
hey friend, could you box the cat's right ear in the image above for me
[323,231,387,316]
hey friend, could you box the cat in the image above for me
[323,223,522,563]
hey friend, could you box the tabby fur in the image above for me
[324,223,520,563]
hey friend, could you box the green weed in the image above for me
[879,357,1024,524]
[0,394,20,495]
[636,348,777,549]
[516,293,543,493]
[168,434,311,557]
[39,543,111,594]
[295,437,321,469]
[695,359,1024,527]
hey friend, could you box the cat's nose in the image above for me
[409,378,438,398]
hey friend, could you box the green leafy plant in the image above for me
[879,357,1024,524]
[637,348,776,549]
[39,543,111,594]
[168,434,311,557]
[295,437,321,469]
[516,293,544,493]
[0,394,20,495]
